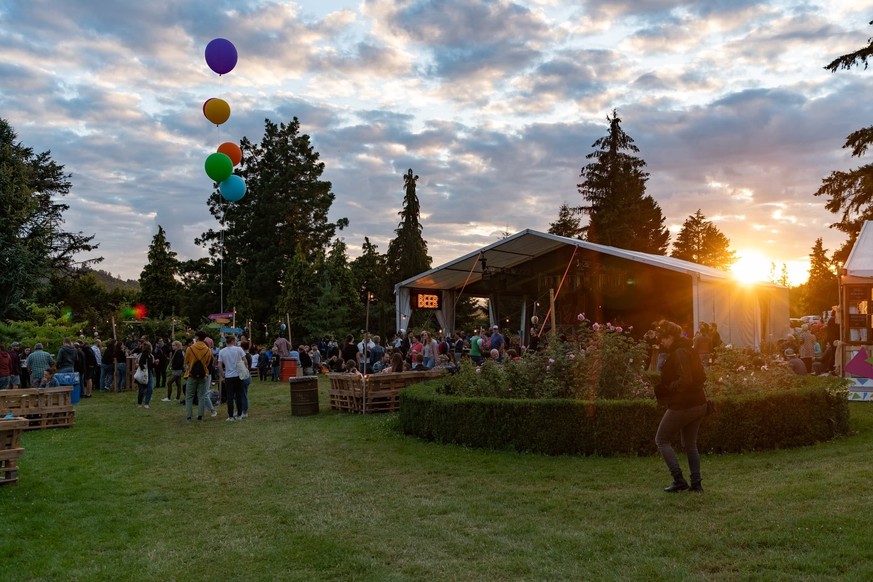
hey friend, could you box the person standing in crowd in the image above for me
[468,329,484,365]
[273,335,291,359]
[135,341,155,409]
[258,348,270,381]
[184,330,214,422]
[8,342,23,388]
[798,323,816,374]
[654,320,708,493]
[153,338,170,394]
[421,332,438,370]
[526,328,539,354]
[26,343,53,388]
[298,344,314,376]
[453,331,466,362]
[309,344,322,374]
[692,323,712,368]
[55,338,79,373]
[0,343,12,389]
[77,340,95,397]
[100,340,115,391]
[341,334,359,370]
[490,325,505,354]
[239,340,253,419]
[113,340,128,391]
[218,335,246,422]
[163,340,185,402]
[18,344,30,388]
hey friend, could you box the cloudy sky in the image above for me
[3,0,872,286]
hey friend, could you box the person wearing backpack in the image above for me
[184,330,214,422]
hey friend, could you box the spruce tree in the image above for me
[577,110,669,254]
[139,225,181,318]
[386,169,432,285]
[816,24,873,261]
[803,238,838,316]
[671,210,736,270]
[548,202,584,238]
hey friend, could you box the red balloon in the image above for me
[218,142,242,166]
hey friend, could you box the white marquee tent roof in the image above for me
[845,221,873,279]
[396,229,777,292]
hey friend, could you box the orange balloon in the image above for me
[218,142,242,166]
[203,98,230,125]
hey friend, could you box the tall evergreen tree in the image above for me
[0,118,100,318]
[803,238,838,316]
[548,202,584,239]
[577,110,670,254]
[670,210,736,270]
[196,117,347,326]
[306,239,359,339]
[139,225,181,318]
[386,168,432,285]
[816,24,873,261]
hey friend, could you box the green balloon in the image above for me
[204,152,233,182]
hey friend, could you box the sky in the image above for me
[2,0,873,287]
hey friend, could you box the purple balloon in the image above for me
[205,38,238,75]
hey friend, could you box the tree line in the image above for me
[3,26,873,335]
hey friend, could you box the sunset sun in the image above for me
[731,250,773,284]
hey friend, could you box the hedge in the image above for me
[399,381,850,456]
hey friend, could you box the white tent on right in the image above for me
[840,220,873,401]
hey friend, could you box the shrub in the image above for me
[401,380,850,456]
[442,325,652,401]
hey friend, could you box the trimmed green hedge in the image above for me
[399,381,850,456]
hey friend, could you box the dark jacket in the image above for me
[656,337,707,410]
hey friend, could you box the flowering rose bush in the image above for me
[442,323,653,400]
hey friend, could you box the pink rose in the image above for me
[592,323,601,331]
[568,353,576,360]
[615,326,623,333]
[577,313,585,321]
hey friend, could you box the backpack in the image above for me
[372,360,383,373]
[190,358,206,379]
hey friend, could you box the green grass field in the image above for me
[3,378,872,581]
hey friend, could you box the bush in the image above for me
[401,380,850,456]
[442,326,652,401]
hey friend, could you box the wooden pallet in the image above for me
[0,388,76,430]
[0,418,28,485]
[327,370,444,414]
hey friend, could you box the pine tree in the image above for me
[386,168,432,284]
[0,118,101,318]
[548,202,584,238]
[670,210,736,270]
[816,24,873,261]
[307,239,359,339]
[577,110,669,254]
[138,226,181,318]
[803,238,838,316]
[196,117,347,326]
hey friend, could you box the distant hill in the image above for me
[88,269,140,292]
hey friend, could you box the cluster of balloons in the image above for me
[203,38,247,203]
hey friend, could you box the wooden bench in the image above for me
[0,387,76,430]
[328,370,444,414]
[0,417,28,485]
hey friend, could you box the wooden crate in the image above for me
[327,370,445,414]
[0,387,75,430]
[0,417,28,486]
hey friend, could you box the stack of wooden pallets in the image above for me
[327,370,444,414]
[0,387,75,430]
[0,417,28,485]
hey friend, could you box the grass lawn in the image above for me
[3,377,873,581]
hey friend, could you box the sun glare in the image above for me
[731,251,773,284]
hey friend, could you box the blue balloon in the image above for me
[220,175,246,202]
[280,323,287,331]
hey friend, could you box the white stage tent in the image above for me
[395,229,789,349]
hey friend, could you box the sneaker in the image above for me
[144,404,150,409]
[137,404,142,408]
[211,410,218,417]
[186,417,192,423]
[197,416,203,421]
[225,416,235,422]
[161,397,171,402]
[240,412,248,419]
[235,415,243,421]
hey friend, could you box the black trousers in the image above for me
[224,376,243,418]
